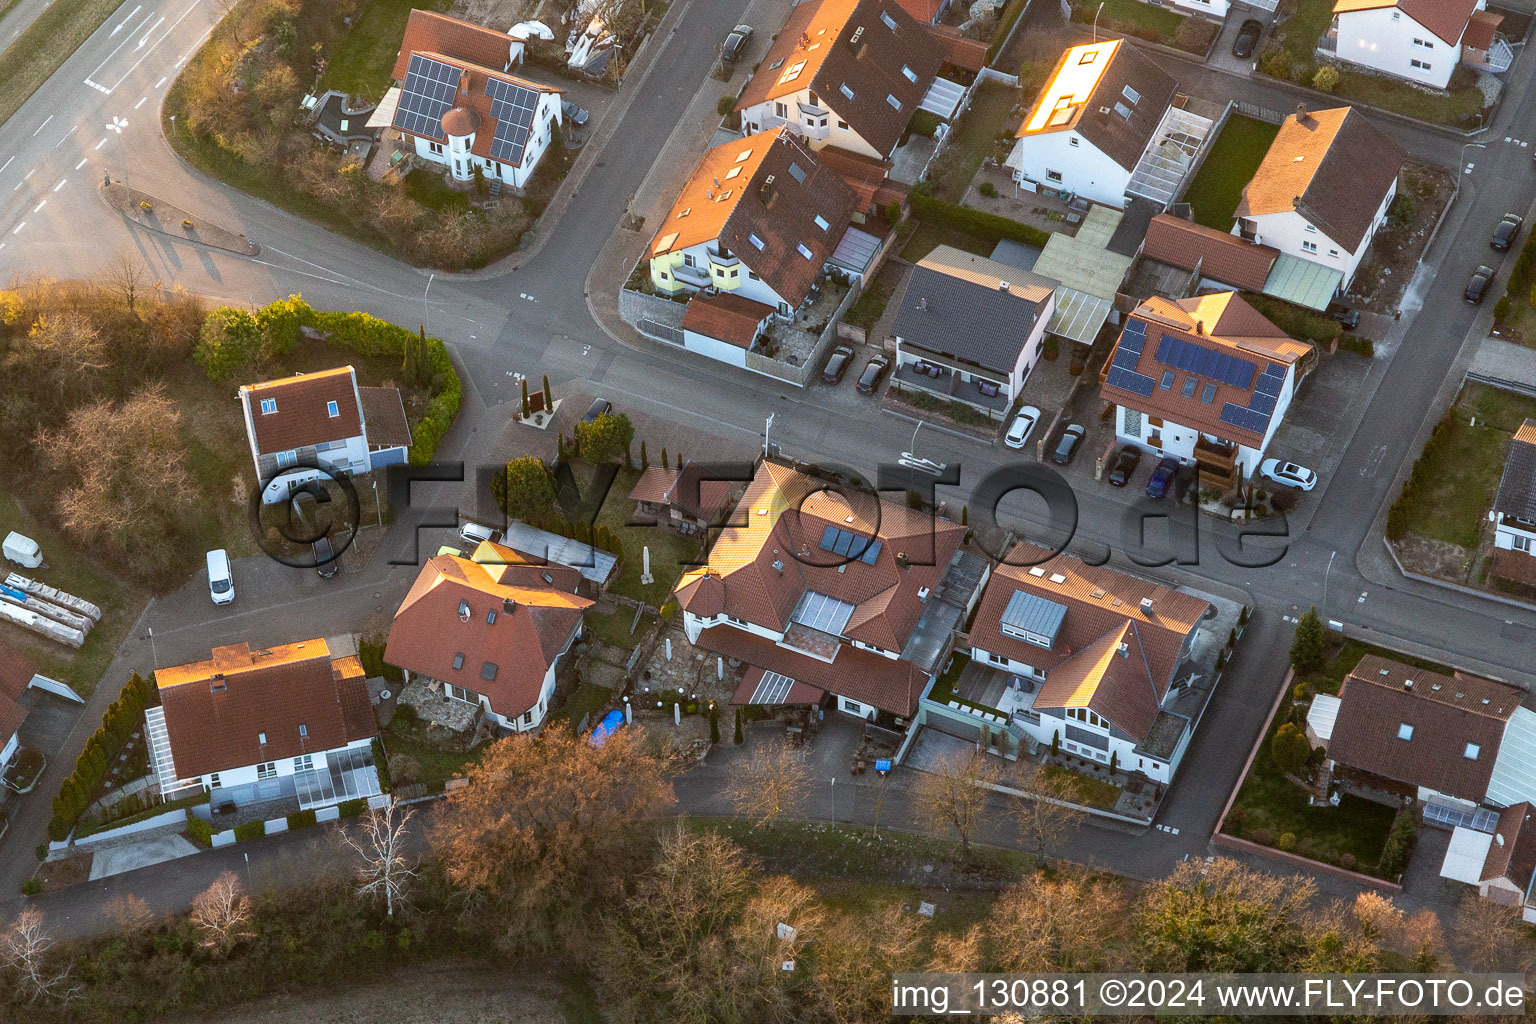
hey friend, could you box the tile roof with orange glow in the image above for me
[1016,39,1178,171]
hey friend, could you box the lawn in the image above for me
[321,0,451,100]
[547,683,615,730]
[1271,0,1335,61]
[1071,0,1183,38]
[1041,764,1120,811]
[843,279,894,333]
[404,169,472,214]
[582,606,654,649]
[1394,384,1536,548]
[925,81,1018,203]
[1180,115,1279,231]
[593,465,702,607]
[381,713,483,792]
[899,222,993,262]
[0,0,126,128]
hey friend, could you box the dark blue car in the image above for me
[1145,457,1180,499]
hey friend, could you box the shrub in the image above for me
[21,878,42,896]
[1271,722,1311,776]
[1387,193,1416,231]
[233,820,266,842]
[1249,827,1275,847]
[907,109,942,137]
[1311,65,1340,93]
[1340,853,1357,871]
[1277,832,1296,852]
[338,798,367,817]
[286,809,317,831]
[186,818,214,845]
[1378,808,1417,878]
[716,95,736,117]
[978,181,997,198]
[1258,49,1292,80]
[908,193,1050,248]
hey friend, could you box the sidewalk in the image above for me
[584,0,798,353]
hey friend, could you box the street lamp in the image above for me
[105,116,128,196]
[1322,548,1337,618]
[1092,1,1105,42]
[423,272,435,338]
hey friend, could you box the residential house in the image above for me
[1312,655,1526,812]
[385,542,593,733]
[1233,105,1403,297]
[1140,211,1341,313]
[1006,40,1212,211]
[1145,0,1230,16]
[389,10,564,188]
[678,293,778,369]
[1328,0,1509,88]
[144,639,381,811]
[964,542,1212,785]
[0,645,33,775]
[648,128,858,319]
[1489,420,1536,590]
[674,459,982,723]
[735,0,943,163]
[888,244,1057,419]
[239,366,412,504]
[891,0,950,25]
[1439,803,1536,922]
[1099,292,1310,489]
[628,460,741,535]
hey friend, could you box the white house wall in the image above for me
[1491,514,1536,554]
[683,329,750,367]
[1332,6,1464,89]
[740,91,885,160]
[407,91,560,190]
[1008,131,1131,210]
[651,240,794,313]
[1243,183,1395,293]
[1150,0,1227,17]
[1113,406,1267,476]
[0,731,17,773]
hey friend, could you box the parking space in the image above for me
[1207,8,1271,77]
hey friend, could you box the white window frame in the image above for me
[1301,240,1318,254]
[1045,169,1063,183]
[293,754,314,772]
[276,450,298,469]
[259,398,277,415]
[326,400,339,418]
[257,761,278,780]
[901,65,916,83]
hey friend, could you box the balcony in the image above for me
[891,359,1010,418]
[1194,437,1238,490]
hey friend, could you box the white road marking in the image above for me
[74,158,87,170]
[32,200,45,213]
[12,222,25,235]
[154,76,166,89]
[101,2,203,95]
[95,138,108,150]
[53,125,77,148]
[22,169,33,180]
[0,157,11,175]
[137,15,165,48]
[134,96,147,109]
[83,8,159,93]
[31,114,52,136]
[52,178,66,192]
[110,4,144,36]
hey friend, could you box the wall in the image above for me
[1008,130,1131,210]
[683,329,750,367]
[740,90,885,160]
[1493,514,1536,552]
[1115,405,1266,476]
[1244,181,1394,293]
[72,808,189,848]
[1150,0,1229,16]
[1332,6,1459,90]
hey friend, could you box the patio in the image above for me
[954,659,1042,723]
[753,279,849,368]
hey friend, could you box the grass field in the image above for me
[547,683,614,730]
[594,465,701,607]
[925,81,1017,203]
[1073,0,1184,38]
[381,713,482,792]
[1181,116,1279,230]
[0,0,127,129]
[1272,0,1334,61]
[321,0,451,100]
[899,222,993,262]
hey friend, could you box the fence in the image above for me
[1232,100,1291,126]
[744,282,861,387]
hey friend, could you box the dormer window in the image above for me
[260,398,277,415]
[326,400,339,418]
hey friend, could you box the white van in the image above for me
[458,520,501,547]
[207,549,235,606]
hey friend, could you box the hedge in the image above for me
[1505,225,1536,307]
[372,737,392,793]
[47,673,158,840]
[907,109,942,138]
[984,0,1029,64]
[909,192,1051,249]
[286,808,318,831]
[233,820,266,842]
[225,298,463,466]
[338,798,368,817]
[1241,293,1341,348]
[74,790,210,839]
[186,818,214,846]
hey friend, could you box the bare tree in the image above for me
[910,747,1000,855]
[103,893,154,933]
[1009,762,1087,866]
[1452,891,1526,973]
[727,736,810,828]
[337,802,419,921]
[988,869,1129,972]
[105,251,147,313]
[190,871,253,955]
[0,908,78,1004]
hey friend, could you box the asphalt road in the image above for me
[2,0,1536,934]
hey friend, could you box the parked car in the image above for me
[1145,457,1180,500]
[459,519,502,547]
[1107,445,1142,487]
[582,398,611,423]
[1051,423,1085,465]
[1466,265,1494,304]
[1492,213,1524,251]
[856,355,889,394]
[313,535,339,578]
[721,24,753,65]
[1327,305,1360,330]
[561,100,589,127]
[207,549,234,606]
[1004,405,1041,449]
[1260,458,1318,491]
[822,345,854,384]
[1232,18,1263,58]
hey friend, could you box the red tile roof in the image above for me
[393,52,560,166]
[156,640,376,780]
[928,23,987,72]
[385,553,592,720]
[242,367,362,455]
[731,665,824,706]
[1464,10,1504,51]
[736,0,943,157]
[1142,214,1279,292]
[627,466,678,506]
[392,9,515,81]
[701,625,926,716]
[1490,549,1536,588]
[1326,654,1521,803]
[891,0,944,23]
[674,461,964,654]
[0,644,32,745]
[682,293,775,348]
[1481,802,1536,886]
[1332,0,1479,45]
[966,543,1209,741]
[1099,293,1308,449]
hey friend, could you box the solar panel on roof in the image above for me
[1105,366,1157,398]
[832,530,855,556]
[486,76,540,165]
[1219,403,1270,435]
[1248,392,1276,416]
[819,524,839,551]
[393,54,460,139]
[859,540,883,565]
[1111,345,1141,371]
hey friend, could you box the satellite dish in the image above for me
[379,689,392,701]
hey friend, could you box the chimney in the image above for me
[1140,597,1155,615]
[1296,102,1309,125]
[503,597,518,614]
[999,279,1010,292]
[1118,642,1130,658]
[460,69,471,95]
[1194,320,1204,336]
[917,297,927,311]
[849,25,863,51]
[760,174,776,204]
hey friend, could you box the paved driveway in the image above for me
[1207,9,1268,78]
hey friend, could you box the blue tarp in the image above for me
[590,709,625,747]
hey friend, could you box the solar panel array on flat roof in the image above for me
[750,669,797,705]
[1153,334,1256,390]
[792,591,856,635]
[486,76,539,165]
[394,54,459,139]
[818,525,881,564]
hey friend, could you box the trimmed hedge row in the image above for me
[48,674,158,841]
[909,192,1051,249]
[74,790,210,839]
[1385,413,1453,541]
[233,820,266,842]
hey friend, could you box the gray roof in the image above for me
[1494,421,1536,522]
[1000,590,1067,646]
[892,245,1057,374]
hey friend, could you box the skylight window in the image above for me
[901,65,916,83]
[886,94,901,111]
[879,10,897,30]
[796,243,814,260]
[326,400,339,418]
[840,83,855,100]
[1181,375,1197,398]
[735,149,753,163]
[260,398,277,415]
[780,60,807,84]
[676,207,691,218]
[1078,51,1097,64]
[814,214,829,231]
[1122,84,1141,104]
[749,233,766,250]
[1397,723,1414,741]
[716,189,732,201]
[1200,382,1216,404]
[1113,101,1132,120]
[724,165,742,179]
[1465,742,1481,760]
[652,231,679,253]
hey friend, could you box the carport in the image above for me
[1262,254,1342,312]
[1029,225,1133,347]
